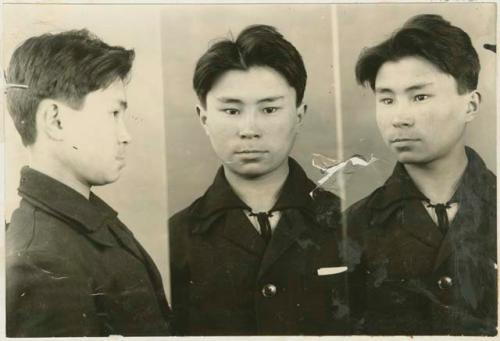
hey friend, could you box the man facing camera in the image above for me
[346,14,496,335]
[169,25,349,335]
[5,30,171,337]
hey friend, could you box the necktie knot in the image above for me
[249,211,273,244]
[427,202,451,210]
[426,201,452,234]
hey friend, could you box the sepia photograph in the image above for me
[1,1,497,338]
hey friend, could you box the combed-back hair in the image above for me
[355,14,480,93]
[193,24,307,108]
[6,29,135,146]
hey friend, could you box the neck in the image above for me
[29,147,91,199]
[224,161,290,212]
[404,146,468,203]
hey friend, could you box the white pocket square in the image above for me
[317,266,348,276]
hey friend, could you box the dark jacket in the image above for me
[6,167,171,337]
[345,147,497,335]
[169,158,349,335]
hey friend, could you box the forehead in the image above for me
[207,66,295,102]
[83,80,127,107]
[375,56,456,91]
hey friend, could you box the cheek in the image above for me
[268,126,298,156]
[82,125,117,157]
[417,106,453,135]
[375,110,390,133]
[207,121,233,141]
[271,113,297,133]
[205,121,235,154]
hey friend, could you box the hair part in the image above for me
[355,14,480,94]
[193,24,307,108]
[6,29,135,146]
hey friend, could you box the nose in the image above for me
[391,102,415,128]
[118,117,132,144]
[238,111,261,139]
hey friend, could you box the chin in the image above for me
[91,173,121,186]
[396,152,433,165]
[229,164,270,179]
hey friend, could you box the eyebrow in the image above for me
[216,97,243,104]
[215,96,284,105]
[257,96,284,104]
[375,82,434,94]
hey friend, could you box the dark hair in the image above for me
[6,29,135,146]
[193,24,307,108]
[355,14,480,93]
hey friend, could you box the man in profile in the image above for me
[5,29,171,336]
[169,25,349,335]
[346,14,496,335]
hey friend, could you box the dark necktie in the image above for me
[249,211,273,244]
[426,202,452,234]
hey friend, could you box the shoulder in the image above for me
[7,200,99,277]
[345,195,371,220]
[343,185,388,238]
[309,188,341,230]
[8,200,72,254]
[168,197,207,260]
[484,168,496,192]
[169,197,202,233]
[345,187,380,222]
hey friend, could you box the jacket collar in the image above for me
[456,146,494,204]
[367,146,492,210]
[190,158,318,234]
[18,166,118,246]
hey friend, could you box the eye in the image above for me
[111,110,120,117]
[262,107,279,114]
[414,94,429,102]
[223,108,239,115]
[379,98,394,105]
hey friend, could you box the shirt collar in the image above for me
[18,166,118,233]
[367,146,493,210]
[190,158,318,233]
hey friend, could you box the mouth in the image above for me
[235,150,268,154]
[390,138,420,144]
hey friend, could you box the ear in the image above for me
[196,104,210,136]
[464,90,481,123]
[296,103,307,127]
[37,99,64,141]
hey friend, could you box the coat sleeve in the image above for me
[6,250,102,337]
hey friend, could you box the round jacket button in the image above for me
[261,284,277,298]
[437,276,453,290]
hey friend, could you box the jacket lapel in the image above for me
[432,186,484,272]
[257,210,307,279]
[221,209,266,257]
[368,163,443,249]
[399,201,443,249]
[432,147,494,272]
[107,219,147,262]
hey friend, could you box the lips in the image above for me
[235,150,267,154]
[390,138,420,143]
